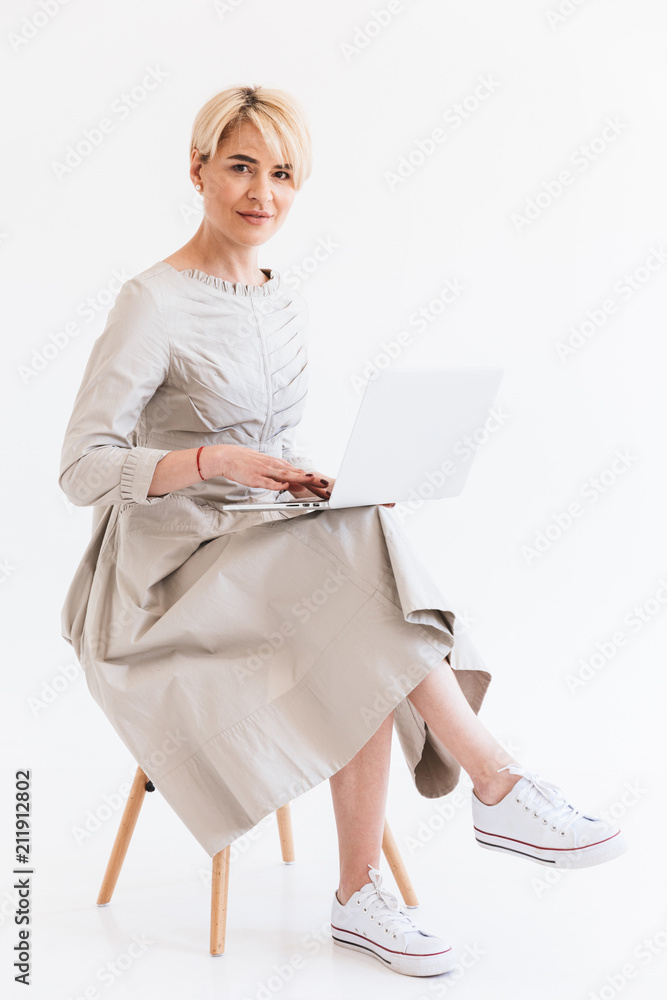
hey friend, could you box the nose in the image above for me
[247,171,273,204]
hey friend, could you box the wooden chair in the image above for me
[96,765,420,956]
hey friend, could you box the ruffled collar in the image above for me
[161,262,281,297]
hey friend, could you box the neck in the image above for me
[179,225,267,285]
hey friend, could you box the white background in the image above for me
[2,1,667,997]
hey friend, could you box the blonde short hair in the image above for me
[190,84,313,191]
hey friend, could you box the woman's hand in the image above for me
[207,445,332,498]
[285,474,395,507]
[282,472,334,500]
[207,447,396,506]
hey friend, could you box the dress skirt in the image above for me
[62,491,492,859]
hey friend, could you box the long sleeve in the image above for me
[58,275,173,507]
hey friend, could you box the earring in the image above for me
[195,184,201,190]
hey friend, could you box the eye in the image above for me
[231,164,291,181]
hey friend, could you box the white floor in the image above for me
[1,751,664,1000]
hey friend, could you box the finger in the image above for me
[266,467,307,486]
[303,487,329,497]
[268,462,305,478]
[289,475,331,492]
[261,478,292,490]
[303,474,331,487]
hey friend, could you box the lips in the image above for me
[238,211,273,226]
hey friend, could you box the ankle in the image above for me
[337,869,377,906]
[337,885,364,906]
[473,766,523,806]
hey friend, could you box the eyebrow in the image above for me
[225,153,292,170]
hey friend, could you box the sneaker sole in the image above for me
[331,925,455,977]
[474,828,627,868]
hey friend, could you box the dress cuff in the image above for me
[120,446,172,504]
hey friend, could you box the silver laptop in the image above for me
[220,366,504,510]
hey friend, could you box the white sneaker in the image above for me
[331,864,454,977]
[472,765,628,869]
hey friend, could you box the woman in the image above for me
[58,85,626,979]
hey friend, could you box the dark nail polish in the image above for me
[320,479,329,486]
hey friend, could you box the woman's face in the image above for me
[191,121,296,247]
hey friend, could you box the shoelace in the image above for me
[500,765,583,834]
[358,865,422,938]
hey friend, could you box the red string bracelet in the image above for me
[196,446,206,481]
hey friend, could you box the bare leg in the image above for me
[329,710,394,905]
[329,656,523,905]
[406,657,522,805]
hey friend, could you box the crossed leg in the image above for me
[329,656,523,904]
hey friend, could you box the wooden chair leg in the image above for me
[97,766,150,906]
[210,799,294,958]
[382,817,419,908]
[95,777,418,955]
[276,804,295,864]
[210,846,230,956]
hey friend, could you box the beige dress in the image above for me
[58,260,492,859]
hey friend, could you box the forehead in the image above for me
[219,120,273,152]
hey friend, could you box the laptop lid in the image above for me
[328,367,504,508]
